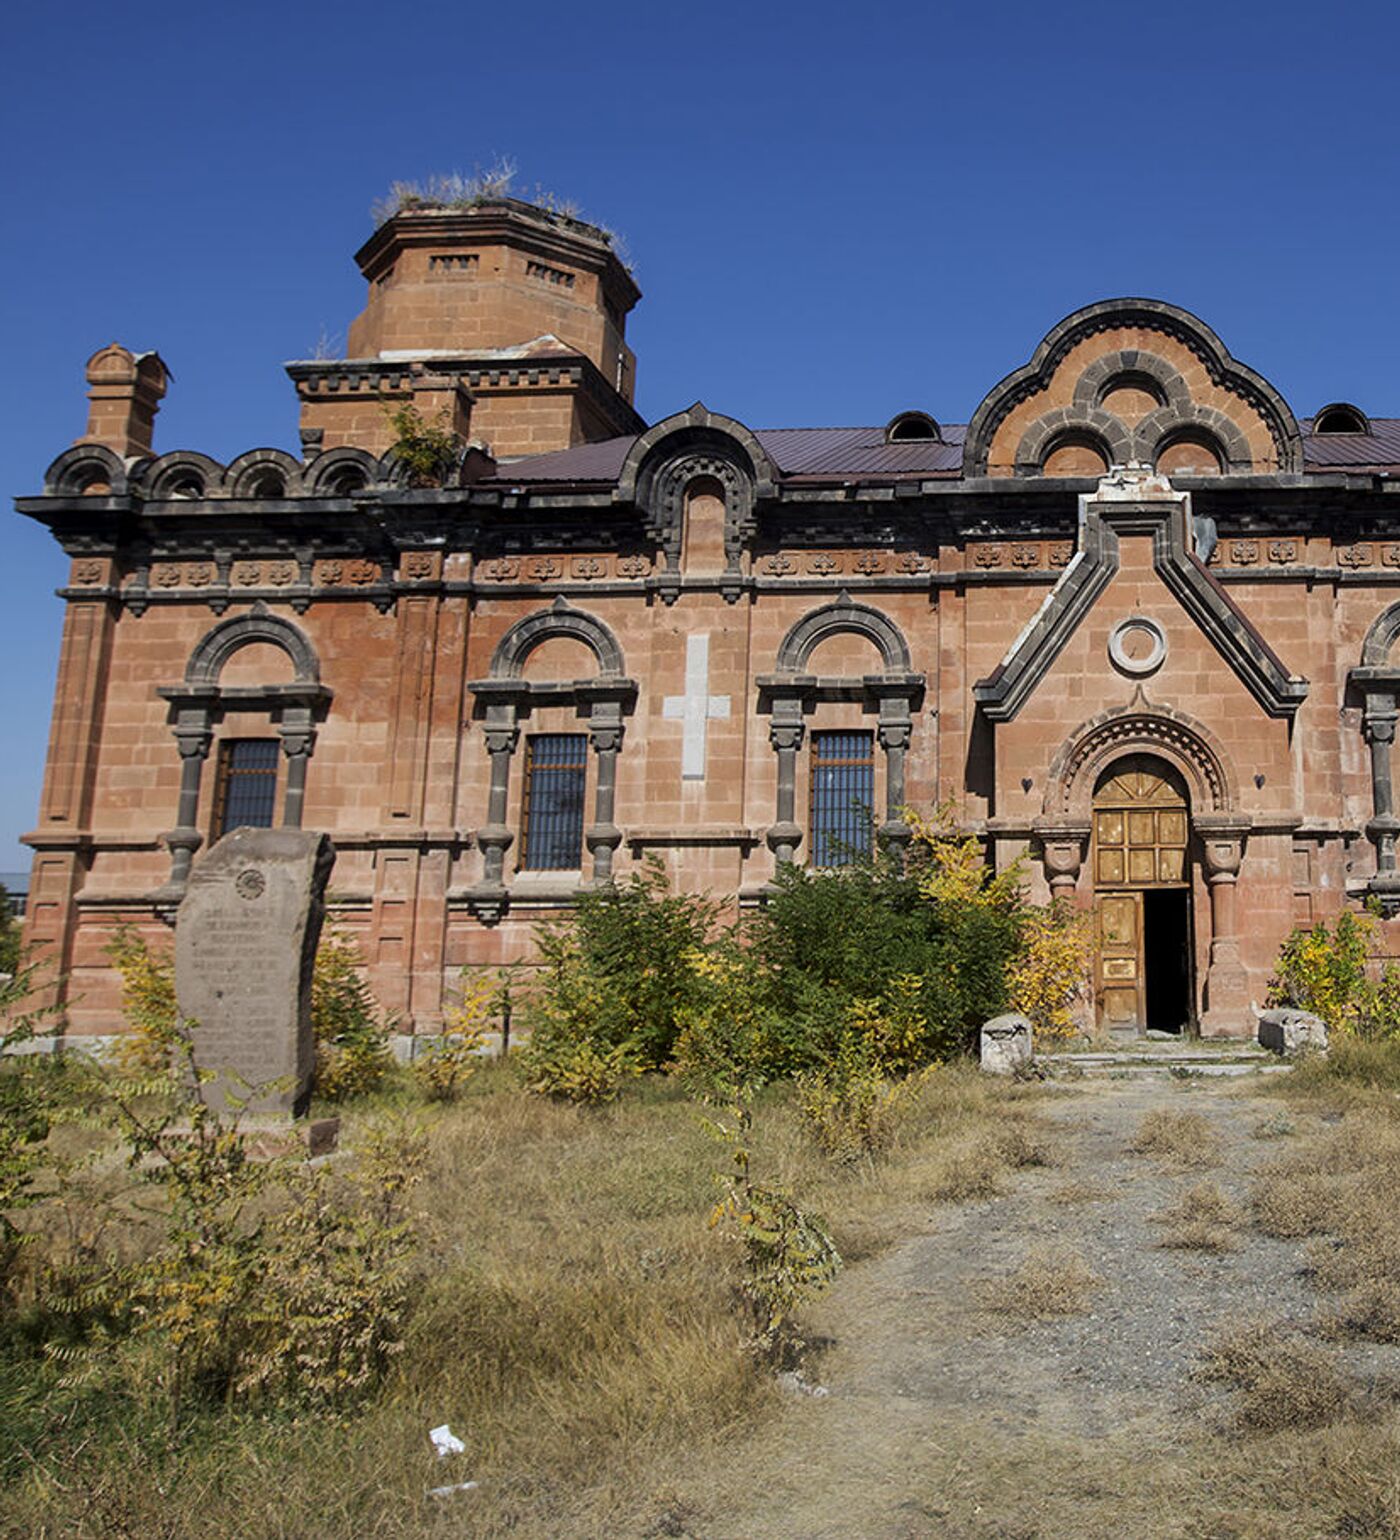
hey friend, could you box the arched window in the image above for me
[464,603,637,921]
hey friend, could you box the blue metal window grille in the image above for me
[214,739,279,837]
[521,733,588,870]
[810,730,874,867]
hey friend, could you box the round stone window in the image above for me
[1108,616,1166,677]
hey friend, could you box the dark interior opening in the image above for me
[1143,888,1192,1033]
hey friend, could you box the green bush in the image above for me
[522,860,721,1077]
[743,848,1022,1071]
[0,885,20,977]
[312,933,395,1100]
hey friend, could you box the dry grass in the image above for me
[1153,1180,1241,1252]
[979,1245,1100,1324]
[1128,1107,1220,1167]
[0,1060,1057,1539]
[1045,1180,1109,1205]
[1199,1318,1358,1432]
[1250,1064,1400,1353]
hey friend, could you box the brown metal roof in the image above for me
[488,419,1400,486]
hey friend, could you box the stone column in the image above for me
[469,712,518,923]
[1033,818,1090,900]
[157,702,214,898]
[277,717,317,830]
[1196,814,1251,1037]
[878,710,913,855]
[1363,692,1400,912]
[586,704,624,885]
[766,697,805,867]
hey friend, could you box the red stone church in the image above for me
[17,194,1400,1042]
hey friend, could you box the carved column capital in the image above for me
[1195,815,1249,882]
[1033,817,1090,895]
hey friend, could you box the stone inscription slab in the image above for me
[175,827,335,1116]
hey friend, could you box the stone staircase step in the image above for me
[1038,1047,1289,1079]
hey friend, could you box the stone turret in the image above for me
[288,197,643,460]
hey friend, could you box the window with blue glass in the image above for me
[809,730,874,867]
[213,738,280,837]
[520,733,588,870]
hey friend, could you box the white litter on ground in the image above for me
[429,1423,467,1458]
[427,1481,480,1499]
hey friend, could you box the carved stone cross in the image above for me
[662,633,730,780]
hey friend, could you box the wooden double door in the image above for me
[1093,759,1194,1034]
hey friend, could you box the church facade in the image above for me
[18,195,1400,1041]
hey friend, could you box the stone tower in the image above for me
[287,196,643,460]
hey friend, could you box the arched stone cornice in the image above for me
[963,298,1303,477]
[44,444,128,496]
[1135,404,1252,472]
[487,598,626,680]
[1071,350,1191,412]
[303,446,376,496]
[617,403,776,505]
[1361,602,1400,669]
[184,603,321,685]
[614,403,777,571]
[225,448,303,498]
[774,595,913,673]
[1014,411,1130,476]
[140,451,227,501]
[1044,701,1238,818]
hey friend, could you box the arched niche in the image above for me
[141,451,227,501]
[226,448,302,499]
[614,403,777,593]
[44,444,128,497]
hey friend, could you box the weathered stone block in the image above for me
[175,827,335,1116]
[1257,1007,1328,1056]
[980,1012,1034,1074]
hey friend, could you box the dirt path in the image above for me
[683,1074,1327,1540]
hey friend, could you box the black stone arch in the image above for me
[1361,603,1400,667]
[489,599,626,681]
[1072,350,1192,412]
[1014,409,1130,476]
[44,444,129,496]
[141,451,227,500]
[963,298,1303,476]
[185,604,321,686]
[304,447,377,496]
[1136,404,1252,473]
[225,448,302,498]
[776,596,913,673]
[1312,401,1372,436]
[615,403,777,568]
[885,410,942,444]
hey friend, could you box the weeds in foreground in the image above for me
[1154,1181,1241,1252]
[703,1088,842,1364]
[979,1245,1099,1324]
[1199,1319,1358,1432]
[413,970,493,1102]
[1129,1108,1220,1167]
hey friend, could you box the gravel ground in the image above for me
[680,1074,1400,1540]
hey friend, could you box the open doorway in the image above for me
[1142,887,1192,1033]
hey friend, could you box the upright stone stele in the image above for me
[980,1013,1034,1075]
[175,828,335,1116]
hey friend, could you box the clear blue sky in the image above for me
[3,0,1398,869]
